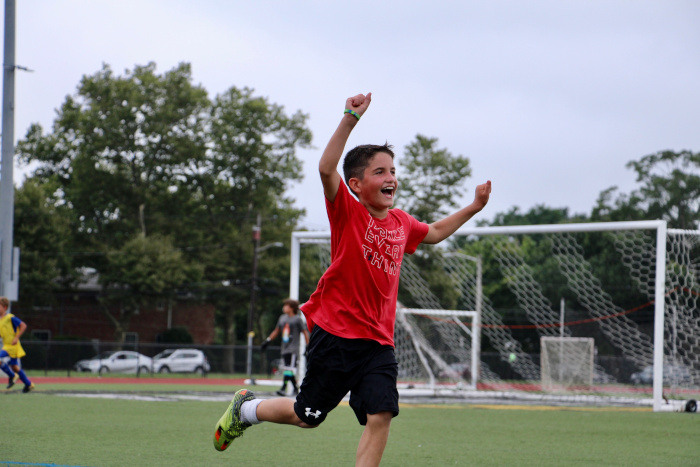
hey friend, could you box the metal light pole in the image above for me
[245,212,283,382]
[0,0,17,299]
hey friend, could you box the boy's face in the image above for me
[350,151,397,215]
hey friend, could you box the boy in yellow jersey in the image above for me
[0,296,34,392]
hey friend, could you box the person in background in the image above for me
[261,298,310,396]
[0,296,34,393]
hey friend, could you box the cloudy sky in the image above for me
[8,1,700,230]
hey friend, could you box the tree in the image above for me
[394,135,472,309]
[99,234,199,340]
[13,179,75,307]
[489,205,586,227]
[458,205,589,313]
[395,134,472,223]
[187,86,310,347]
[18,62,212,254]
[592,150,700,229]
[16,62,312,345]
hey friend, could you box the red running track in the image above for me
[31,376,246,386]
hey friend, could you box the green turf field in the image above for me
[2,383,698,466]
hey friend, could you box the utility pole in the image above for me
[245,213,283,383]
[246,213,262,382]
[0,0,18,300]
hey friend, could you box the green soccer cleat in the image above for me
[213,389,255,451]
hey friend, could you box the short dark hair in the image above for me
[342,143,395,195]
[283,298,299,314]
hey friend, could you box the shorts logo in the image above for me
[305,407,322,419]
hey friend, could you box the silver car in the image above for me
[74,351,153,376]
[630,364,692,386]
[152,348,210,375]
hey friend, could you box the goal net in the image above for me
[289,221,699,411]
[540,337,594,391]
[395,307,479,391]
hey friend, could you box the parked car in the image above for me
[74,351,153,375]
[152,348,210,375]
[631,364,692,385]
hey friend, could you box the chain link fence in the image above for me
[19,340,286,377]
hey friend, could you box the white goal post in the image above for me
[288,231,481,393]
[453,220,690,412]
[289,221,699,411]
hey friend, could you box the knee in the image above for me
[366,411,393,429]
[293,402,329,427]
[293,412,321,429]
[287,411,319,429]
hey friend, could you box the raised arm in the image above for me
[319,93,372,202]
[421,180,491,245]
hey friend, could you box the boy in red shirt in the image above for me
[214,93,491,466]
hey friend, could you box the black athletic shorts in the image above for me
[293,325,399,426]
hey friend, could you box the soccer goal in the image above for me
[289,221,699,411]
[540,337,594,391]
[395,307,480,391]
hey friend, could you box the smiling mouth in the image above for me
[381,186,395,198]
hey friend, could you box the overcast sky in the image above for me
[8,1,700,230]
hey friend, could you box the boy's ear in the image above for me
[348,177,362,195]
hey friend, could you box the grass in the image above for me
[2,380,699,466]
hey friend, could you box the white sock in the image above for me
[240,399,263,425]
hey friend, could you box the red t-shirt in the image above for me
[301,180,429,346]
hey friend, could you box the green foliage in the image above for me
[14,61,696,352]
[158,327,194,344]
[15,62,312,344]
[489,204,586,227]
[394,135,473,309]
[455,205,587,315]
[19,63,211,249]
[471,150,699,346]
[396,134,472,223]
[592,149,700,229]
[398,247,461,310]
[98,234,200,340]
[13,178,76,306]
[102,235,194,295]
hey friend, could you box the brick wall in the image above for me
[14,295,215,344]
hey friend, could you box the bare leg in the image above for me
[356,411,392,467]
[255,397,317,428]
